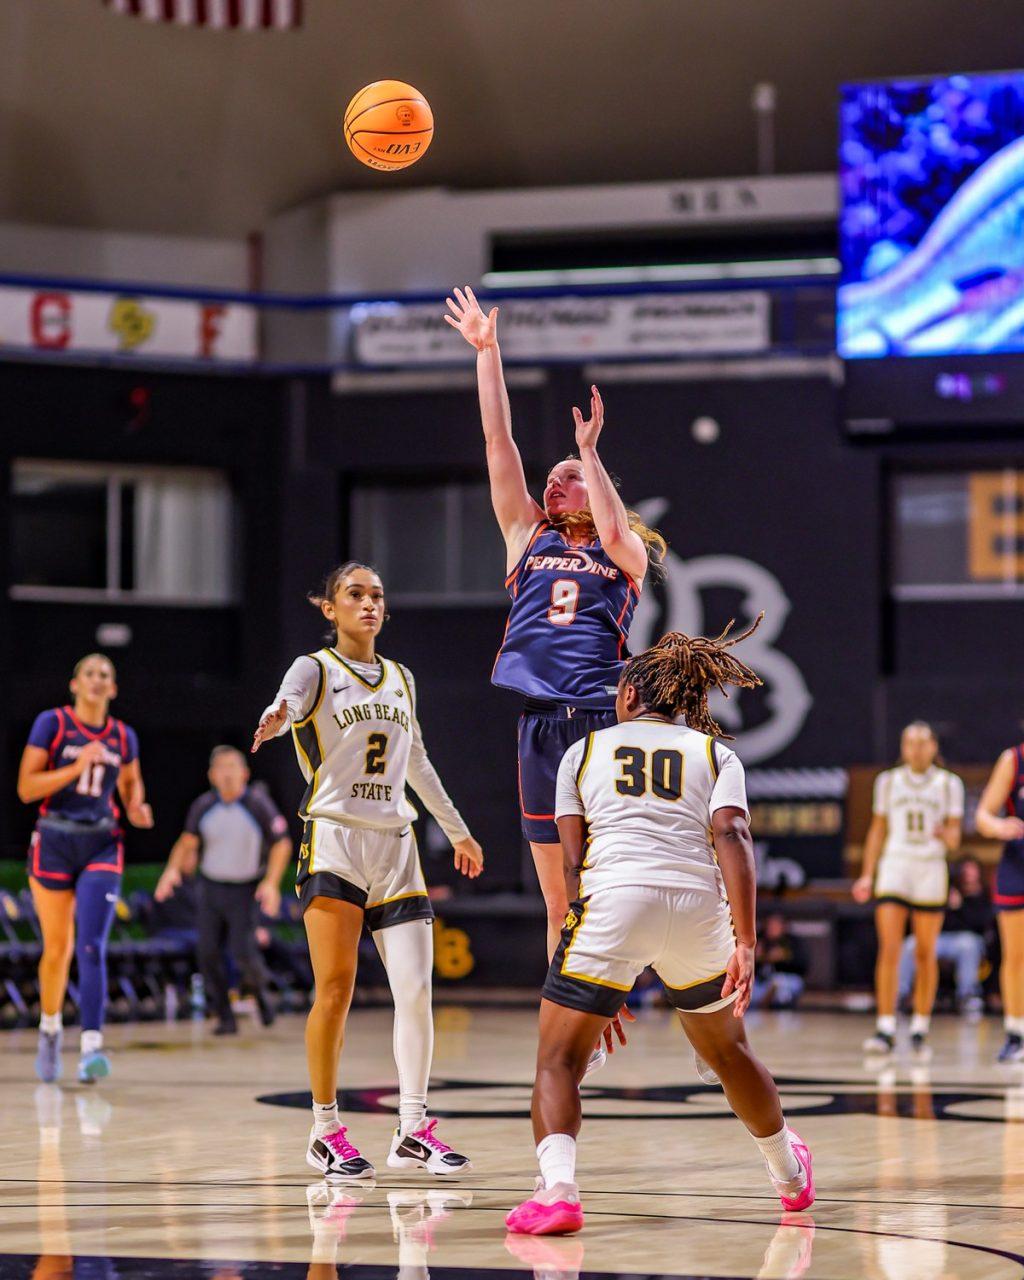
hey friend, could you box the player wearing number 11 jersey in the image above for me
[853,723,964,1058]
[18,653,153,1085]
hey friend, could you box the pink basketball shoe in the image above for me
[505,1179,584,1235]
[769,1129,815,1212]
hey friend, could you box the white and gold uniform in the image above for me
[548,716,749,1017]
[264,648,469,926]
[872,765,965,910]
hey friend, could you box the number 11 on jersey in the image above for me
[76,763,104,798]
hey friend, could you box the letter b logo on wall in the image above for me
[629,499,812,764]
[433,918,475,979]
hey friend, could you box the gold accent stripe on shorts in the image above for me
[365,888,429,910]
[663,967,727,994]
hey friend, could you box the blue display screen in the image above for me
[838,72,1024,359]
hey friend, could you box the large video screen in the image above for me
[839,72,1024,360]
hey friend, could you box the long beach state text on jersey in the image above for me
[491,522,639,708]
[291,652,424,828]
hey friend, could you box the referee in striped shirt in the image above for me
[156,746,292,1034]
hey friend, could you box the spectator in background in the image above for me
[148,872,199,947]
[155,746,292,1035]
[752,913,807,1009]
[898,857,993,1014]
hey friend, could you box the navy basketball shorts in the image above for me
[517,700,616,843]
[995,846,1024,913]
[28,821,124,889]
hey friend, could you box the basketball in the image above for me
[343,80,434,172]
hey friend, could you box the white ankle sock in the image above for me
[537,1132,577,1188]
[40,1013,62,1035]
[876,1015,897,1037]
[312,1100,339,1134]
[1006,1016,1024,1037]
[910,1014,930,1036]
[753,1125,801,1182]
[81,1031,103,1056]
[399,1099,428,1137]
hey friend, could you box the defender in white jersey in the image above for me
[253,562,484,1183]
[275,644,467,924]
[853,722,964,1058]
[506,621,815,1238]
[547,719,743,1006]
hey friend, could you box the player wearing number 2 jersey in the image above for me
[445,285,666,970]
[17,653,153,1085]
[253,562,484,1183]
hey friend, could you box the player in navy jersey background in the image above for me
[976,742,1024,1062]
[17,653,153,1084]
[446,286,666,972]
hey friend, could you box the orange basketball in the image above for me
[344,80,434,172]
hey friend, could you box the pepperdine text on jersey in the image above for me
[524,550,620,579]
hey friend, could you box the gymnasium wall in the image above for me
[4,359,1024,889]
[291,174,839,295]
[0,220,248,289]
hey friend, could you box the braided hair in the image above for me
[621,614,765,737]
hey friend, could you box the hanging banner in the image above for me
[350,290,770,366]
[0,287,257,363]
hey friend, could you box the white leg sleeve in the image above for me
[373,918,434,1133]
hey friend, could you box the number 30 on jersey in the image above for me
[614,746,685,800]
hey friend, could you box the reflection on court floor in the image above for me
[2,1007,1024,1280]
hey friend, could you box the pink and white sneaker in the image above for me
[505,1179,585,1236]
[768,1129,815,1211]
[387,1117,471,1175]
[307,1125,376,1181]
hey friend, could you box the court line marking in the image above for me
[6,1177,1024,1208]
[3,1177,1023,1213]
[10,1069,1024,1092]
[0,1203,1022,1272]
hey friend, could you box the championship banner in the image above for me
[350,291,770,366]
[0,287,257,363]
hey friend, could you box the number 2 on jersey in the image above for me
[365,733,389,775]
[547,578,580,626]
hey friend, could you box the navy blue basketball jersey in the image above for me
[491,522,640,708]
[1005,744,1024,821]
[996,743,1024,910]
[27,706,138,826]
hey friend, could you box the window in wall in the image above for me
[351,481,507,603]
[10,461,238,605]
[891,468,1024,600]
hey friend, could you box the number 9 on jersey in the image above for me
[548,578,580,626]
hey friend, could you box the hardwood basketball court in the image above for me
[3,1006,1022,1279]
